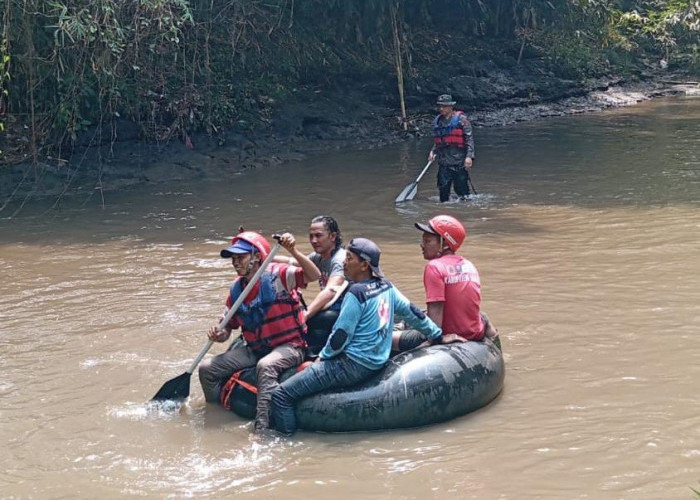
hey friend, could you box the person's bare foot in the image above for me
[483,319,502,351]
[484,319,499,338]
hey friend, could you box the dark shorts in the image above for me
[396,313,500,352]
[305,309,339,355]
[396,330,427,351]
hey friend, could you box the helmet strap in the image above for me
[438,237,453,256]
[244,250,259,275]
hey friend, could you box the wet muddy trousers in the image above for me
[438,164,470,202]
[198,340,305,429]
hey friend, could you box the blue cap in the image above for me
[221,239,255,258]
[347,237,384,278]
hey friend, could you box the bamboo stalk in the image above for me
[21,1,38,172]
[391,4,407,132]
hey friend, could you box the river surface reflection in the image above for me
[1,97,699,499]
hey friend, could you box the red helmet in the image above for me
[223,231,271,260]
[415,215,466,252]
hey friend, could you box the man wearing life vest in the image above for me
[429,94,475,202]
[198,231,321,433]
[392,215,500,351]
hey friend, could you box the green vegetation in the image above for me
[1,0,698,165]
[0,36,9,156]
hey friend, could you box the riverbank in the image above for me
[1,73,697,211]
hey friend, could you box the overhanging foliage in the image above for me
[0,0,697,164]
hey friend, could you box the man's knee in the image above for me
[197,360,221,403]
[396,330,426,351]
[198,358,213,380]
[256,353,295,382]
[391,331,402,351]
[255,357,275,380]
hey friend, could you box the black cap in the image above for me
[414,221,437,235]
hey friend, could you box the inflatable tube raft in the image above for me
[225,338,504,432]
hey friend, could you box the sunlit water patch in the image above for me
[81,352,165,369]
[425,193,497,205]
[109,400,186,421]
[79,431,304,497]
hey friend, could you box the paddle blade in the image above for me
[151,372,191,401]
[395,182,418,203]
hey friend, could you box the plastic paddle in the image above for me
[151,236,283,401]
[394,160,433,203]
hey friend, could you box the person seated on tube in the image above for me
[391,215,500,352]
[274,215,348,355]
[198,231,321,434]
[270,237,443,436]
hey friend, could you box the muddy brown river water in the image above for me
[1,97,699,499]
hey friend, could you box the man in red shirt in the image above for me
[198,231,320,433]
[392,215,499,351]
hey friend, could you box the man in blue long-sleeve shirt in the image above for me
[271,237,442,435]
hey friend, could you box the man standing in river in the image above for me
[430,94,475,202]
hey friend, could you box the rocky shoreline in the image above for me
[1,75,697,210]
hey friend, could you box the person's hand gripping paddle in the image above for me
[151,235,282,402]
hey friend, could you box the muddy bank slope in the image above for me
[1,67,697,207]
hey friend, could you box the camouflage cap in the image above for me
[436,94,456,106]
